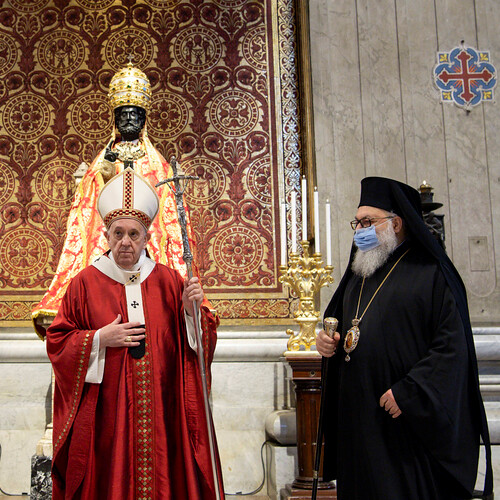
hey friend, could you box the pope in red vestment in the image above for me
[46,168,223,499]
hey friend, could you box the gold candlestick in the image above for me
[279,240,334,353]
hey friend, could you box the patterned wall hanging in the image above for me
[0,0,305,327]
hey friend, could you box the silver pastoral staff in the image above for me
[156,158,222,500]
[157,157,198,267]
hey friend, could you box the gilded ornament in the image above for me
[114,141,146,163]
[279,241,334,353]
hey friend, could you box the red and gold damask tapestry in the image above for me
[0,0,304,327]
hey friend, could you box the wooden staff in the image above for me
[312,317,338,500]
[156,158,222,500]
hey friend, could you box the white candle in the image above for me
[291,191,297,253]
[301,176,307,241]
[314,186,320,253]
[326,199,332,265]
[281,201,287,265]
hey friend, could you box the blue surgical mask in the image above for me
[353,225,380,251]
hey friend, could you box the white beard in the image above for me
[352,222,399,278]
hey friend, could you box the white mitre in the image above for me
[97,167,159,230]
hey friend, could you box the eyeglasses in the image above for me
[350,216,395,230]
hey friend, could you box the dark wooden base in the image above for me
[280,483,337,499]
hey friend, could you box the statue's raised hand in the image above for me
[104,143,118,162]
[101,140,118,182]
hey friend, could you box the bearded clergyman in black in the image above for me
[316,177,492,500]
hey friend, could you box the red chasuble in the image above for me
[46,259,222,499]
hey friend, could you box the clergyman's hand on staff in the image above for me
[380,389,402,418]
[183,277,204,317]
[99,314,145,348]
[316,329,340,357]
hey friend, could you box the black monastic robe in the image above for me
[323,241,480,499]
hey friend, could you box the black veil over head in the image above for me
[358,177,452,266]
[358,176,422,217]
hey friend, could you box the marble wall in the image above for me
[211,326,295,495]
[0,331,51,494]
[0,327,297,495]
[2,329,500,495]
[309,0,500,324]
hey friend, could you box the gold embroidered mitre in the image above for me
[108,62,152,111]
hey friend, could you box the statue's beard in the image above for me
[352,222,399,277]
[118,122,142,139]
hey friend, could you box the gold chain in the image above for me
[354,248,411,322]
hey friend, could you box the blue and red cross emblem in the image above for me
[434,45,497,109]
